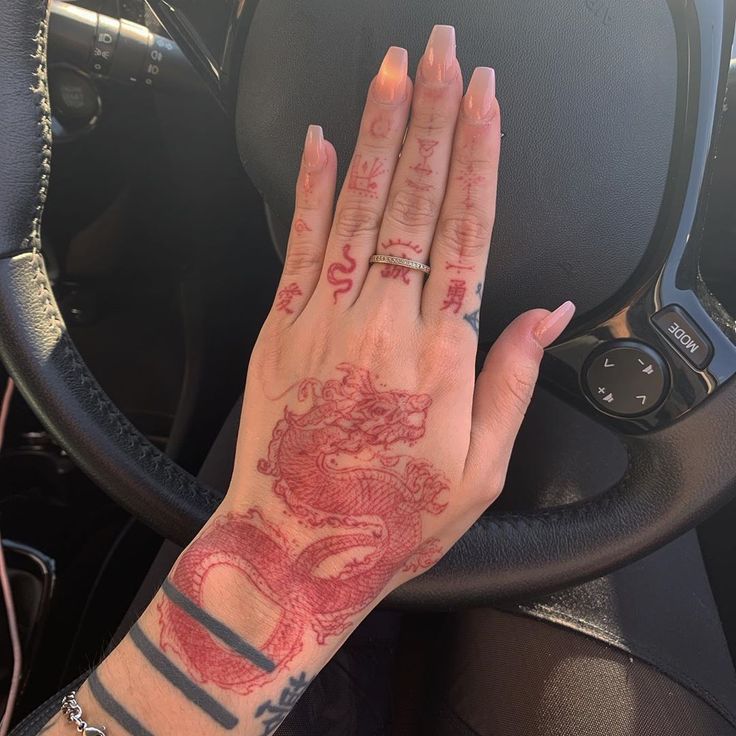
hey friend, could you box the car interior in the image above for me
[1,0,736,734]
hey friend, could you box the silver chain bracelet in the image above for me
[61,692,106,736]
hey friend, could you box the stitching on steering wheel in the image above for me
[28,250,222,510]
[24,2,51,253]
[17,4,221,518]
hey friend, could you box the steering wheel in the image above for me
[1,0,736,607]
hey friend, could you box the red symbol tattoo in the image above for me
[275,282,303,314]
[348,155,386,198]
[294,218,312,235]
[158,364,448,694]
[457,163,486,209]
[382,238,422,254]
[445,261,475,272]
[410,138,439,177]
[326,243,357,303]
[440,279,467,314]
[369,116,391,139]
[380,263,411,285]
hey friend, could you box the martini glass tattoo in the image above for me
[38,25,574,736]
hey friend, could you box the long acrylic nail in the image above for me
[463,67,496,121]
[373,46,409,104]
[422,24,457,83]
[533,301,576,347]
[303,124,326,171]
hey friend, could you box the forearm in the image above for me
[42,503,376,736]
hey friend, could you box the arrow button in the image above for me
[584,342,668,417]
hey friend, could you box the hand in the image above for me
[164,23,574,689]
[57,26,575,736]
[231,29,573,581]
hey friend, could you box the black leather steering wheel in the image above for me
[1,0,736,606]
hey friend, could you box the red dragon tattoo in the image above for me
[158,364,448,694]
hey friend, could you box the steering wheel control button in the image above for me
[49,66,101,140]
[584,342,669,417]
[651,305,714,370]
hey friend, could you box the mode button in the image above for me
[651,305,713,370]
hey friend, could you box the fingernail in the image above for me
[373,46,409,104]
[303,124,326,171]
[421,24,456,83]
[463,67,496,121]
[533,301,576,347]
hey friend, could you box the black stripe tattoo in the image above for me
[87,669,156,736]
[129,624,238,729]
[162,579,275,673]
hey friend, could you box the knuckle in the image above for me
[386,189,438,230]
[500,364,537,420]
[424,323,466,359]
[283,243,323,277]
[466,459,506,506]
[356,136,391,155]
[410,106,454,134]
[294,194,322,213]
[333,204,381,240]
[485,468,507,502]
[437,214,493,257]
[454,151,497,172]
[355,300,400,361]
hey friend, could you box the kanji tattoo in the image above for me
[440,279,467,314]
[275,282,303,314]
[254,672,311,735]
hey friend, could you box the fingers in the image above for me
[311,47,413,310]
[271,125,337,323]
[361,26,463,309]
[422,67,501,333]
[463,302,576,493]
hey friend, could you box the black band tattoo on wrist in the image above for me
[87,670,155,736]
[129,623,239,729]
[161,579,275,673]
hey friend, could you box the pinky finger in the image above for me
[271,125,337,322]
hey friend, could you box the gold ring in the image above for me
[368,254,431,275]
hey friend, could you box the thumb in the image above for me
[464,301,575,492]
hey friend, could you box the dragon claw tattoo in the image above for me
[158,364,449,697]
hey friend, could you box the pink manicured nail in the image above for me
[303,124,325,171]
[463,67,496,121]
[373,46,409,104]
[422,24,456,83]
[533,301,576,347]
